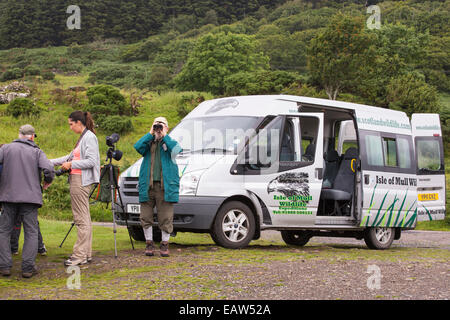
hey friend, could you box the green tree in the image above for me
[308,14,376,100]
[386,73,441,116]
[224,70,298,96]
[174,32,269,94]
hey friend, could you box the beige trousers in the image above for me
[69,175,93,261]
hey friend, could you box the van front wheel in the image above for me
[364,227,395,249]
[211,201,256,249]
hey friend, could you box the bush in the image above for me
[224,70,298,96]
[41,71,55,81]
[85,85,129,116]
[0,68,23,81]
[96,115,133,135]
[6,98,41,118]
[145,66,171,89]
[84,85,134,134]
[88,65,147,88]
[24,65,41,76]
[176,93,206,118]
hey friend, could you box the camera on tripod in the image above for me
[106,133,123,162]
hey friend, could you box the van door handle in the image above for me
[315,168,323,180]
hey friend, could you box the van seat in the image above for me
[303,143,315,161]
[320,147,358,215]
[322,150,340,189]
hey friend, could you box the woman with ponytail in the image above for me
[51,111,100,266]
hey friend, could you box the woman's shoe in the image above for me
[64,258,87,266]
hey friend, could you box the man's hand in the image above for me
[161,124,169,137]
[61,161,72,171]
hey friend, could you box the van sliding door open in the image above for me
[412,114,446,221]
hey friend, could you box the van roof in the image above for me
[186,95,407,119]
[186,95,412,134]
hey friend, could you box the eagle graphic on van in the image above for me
[206,98,239,114]
[267,172,310,202]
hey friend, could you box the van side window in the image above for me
[382,137,397,167]
[364,134,384,166]
[299,117,319,162]
[360,130,415,174]
[397,137,412,169]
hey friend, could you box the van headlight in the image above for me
[180,170,205,196]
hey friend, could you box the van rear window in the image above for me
[416,137,445,175]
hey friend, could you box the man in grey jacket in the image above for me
[0,125,54,278]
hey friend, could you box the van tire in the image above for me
[363,227,395,250]
[210,201,256,249]
[281,231,311,246]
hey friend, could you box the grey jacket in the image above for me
[51,130,100,187]
[0,139,55,207]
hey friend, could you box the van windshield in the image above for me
[170,116,262,154]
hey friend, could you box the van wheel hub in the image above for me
[375,227,393,244]
[222,210,249,242]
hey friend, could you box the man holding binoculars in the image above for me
[134,117,181,257]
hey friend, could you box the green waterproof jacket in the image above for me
[134,133,182,203]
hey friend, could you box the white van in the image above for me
[115,95,446,250]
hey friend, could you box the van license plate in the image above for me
[418,193,439,201]
[127,204,141,214]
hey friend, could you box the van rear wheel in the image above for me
[281,231,311,246]
[364,227,395,249]
[211,201,255,249]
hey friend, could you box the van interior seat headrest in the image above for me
[324,150,339,162]
[343,147,358,159]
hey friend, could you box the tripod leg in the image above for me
[111,165,134,251]
[124,213,135,250]
[59,222,75,248]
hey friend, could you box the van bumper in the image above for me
[114,196,226,232]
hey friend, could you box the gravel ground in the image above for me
[262,229,450,249]
[1,229,448,300]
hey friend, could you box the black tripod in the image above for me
[98,158,135,257]
[59,160,135,257]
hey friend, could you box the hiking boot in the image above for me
[38,245,47,256]
[0,269,11,277]
[145,241,155,256]
[160,241,169,257]
[64,257,87,267]
[69,254,92,263]
[22,267,38,279]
